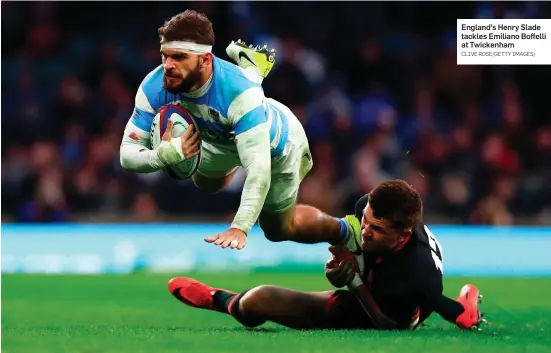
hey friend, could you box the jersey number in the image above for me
[424,225,444,274]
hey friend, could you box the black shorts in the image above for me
[324,290,421,330]
[324,290,378,330]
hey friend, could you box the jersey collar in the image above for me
[183,71,213,98]
[392,233,412,253]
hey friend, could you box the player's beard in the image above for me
[163,63,202,94]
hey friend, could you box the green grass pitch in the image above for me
[2,273,550,353]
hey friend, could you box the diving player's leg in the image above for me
[258,104,355,246]
[192,170,238,194]
[168,276,371,330]
[259,169,359,246]
[259,205,346,244]
[192,141,240,194]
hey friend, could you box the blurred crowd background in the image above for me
[2,1,551,225]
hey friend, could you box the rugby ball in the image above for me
[150,104,201,180]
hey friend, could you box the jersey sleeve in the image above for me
[231,123,272,233]
[119,80,164,172]
[226,86,272,234]
[130,84,157,132]
[227,86,268,134]
[418,272,443,306]
[411,263,444,328]
[415,245,444,308]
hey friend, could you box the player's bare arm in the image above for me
[348,283,401,330]
[325,246,400,330]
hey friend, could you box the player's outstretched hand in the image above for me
[205,228,247,250]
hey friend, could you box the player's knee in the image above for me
[239,285,275,315]
[262,228,284,242]
[259,210,295,242]
[261,223,294,242]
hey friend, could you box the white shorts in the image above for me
[196,98,312,213]
[196,142,241,179]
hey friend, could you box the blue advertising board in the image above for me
[1,224,550,276]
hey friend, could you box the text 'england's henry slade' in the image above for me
[461,23,547,40]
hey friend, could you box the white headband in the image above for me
[160,41,212,54]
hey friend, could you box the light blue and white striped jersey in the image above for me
[130,56,289,157]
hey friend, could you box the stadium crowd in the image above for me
[2,1,551,225]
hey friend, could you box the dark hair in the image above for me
[368,179,423,229]
[158,10,215,46]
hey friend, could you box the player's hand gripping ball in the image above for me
[325,245,360,288]
[150,104,201,180]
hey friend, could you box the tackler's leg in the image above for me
[433,285,486,330]
[226,286,377,330]
[453,284,486,330]
[168,276,365,330]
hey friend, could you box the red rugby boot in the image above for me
[455,284,487,330]
[168,277,236,311]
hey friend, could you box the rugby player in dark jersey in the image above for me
[167,180,485,330]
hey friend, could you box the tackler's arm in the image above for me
[348,276,401,330]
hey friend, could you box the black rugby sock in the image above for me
[435,295,465,323]
[212,290,237,314]
[213,289,266,327]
